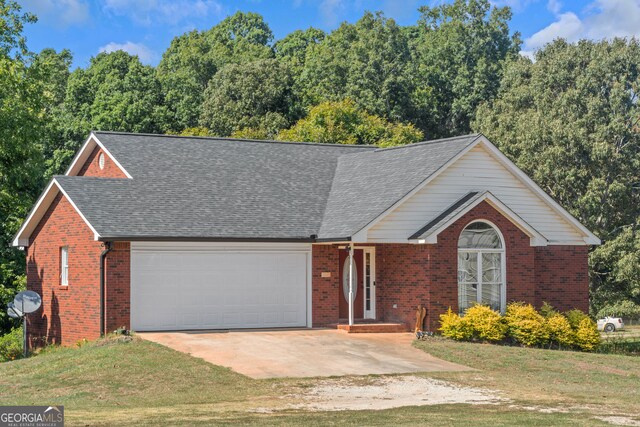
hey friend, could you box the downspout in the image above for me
[99,242,112,337]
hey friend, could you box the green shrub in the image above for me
[463,304,507,342]
[596,300,640,320]
[545,313,575,349]
[439,308,473,340]
[0,328,23,362]
[598,338,640,356]
[575,318,601,352]
[505,302,550,347]
[539,302,559,318]
[565,309,591,329]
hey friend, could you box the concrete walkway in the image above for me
[140,329,471,379]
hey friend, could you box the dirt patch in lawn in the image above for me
[292,375,506,411]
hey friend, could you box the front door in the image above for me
[339,249,363,319]
[338,248,376,320]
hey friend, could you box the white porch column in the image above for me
[348,242,354,326]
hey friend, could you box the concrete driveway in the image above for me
[140,329,471,379]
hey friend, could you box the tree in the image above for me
[409,0,520,137]
[0,0,35,59]
[474,38,640,314]
[29,48,73,177]
[0,1,44,333]
[298,12,413,123]
[199,59,296,137]
[52,50,168,171]
[277,99,423,147]
[157,12,274,130]
[274,27,325,75]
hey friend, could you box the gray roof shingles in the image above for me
[55,132,480,241]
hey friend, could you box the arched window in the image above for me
[458,221,505,314]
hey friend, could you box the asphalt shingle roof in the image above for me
[55,131,480,241]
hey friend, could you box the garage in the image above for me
[130,242,311,331]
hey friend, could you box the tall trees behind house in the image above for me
[475,39,640,313]
[156,12,274,131]
[0,0,638,335]
[0,1,44,332]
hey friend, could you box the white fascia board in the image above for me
[65,132,133,179]
[412,192,548,247]
[475,136,601,245]
[12,179,58,247]
[11,178,101,246]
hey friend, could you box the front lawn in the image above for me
[414,337,640,413]
[0,334,638,426]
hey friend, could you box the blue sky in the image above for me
[21,0,640,68]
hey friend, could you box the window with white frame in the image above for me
[60,246,69,286]
[457,221,505,314]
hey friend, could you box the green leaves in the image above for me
[0,1,44,334]
[157,12,274,130]
[474,38,640,314]
[199,59,295,137]
[276,100,423,147]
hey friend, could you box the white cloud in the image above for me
[99,41,156,64]
[102,0,223,26]
[22,0,90,28]
[547,0,561,14]
[522,0,640,57]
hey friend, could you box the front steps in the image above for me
[333,322,408,333]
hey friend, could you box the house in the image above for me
[13,132,600,346]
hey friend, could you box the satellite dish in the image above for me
[13,290,42,314]
[7,302,22,319]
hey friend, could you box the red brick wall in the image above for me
[535,246,589,312]
[312,244,340,325]
[375,244,430,328]
[423,201,536,330]
[78,146,127,178]
[26,193,103,346]
[25,191,132,346]
[310,201,591,332]
[105,242,131,332]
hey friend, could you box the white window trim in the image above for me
[458,220,507,314]
[60,246,69,286]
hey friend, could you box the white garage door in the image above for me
[130,242,310,331]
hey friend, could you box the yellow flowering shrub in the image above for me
[504,302,550,347]
[439,308,473,341]
[463,304,507,342]
[574,318,601,352]
[545,313,575,348]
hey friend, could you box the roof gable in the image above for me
[66,133,132,178]
[318,134,480,239]
[408,191,548,246]
[12,178,100,246]
[364,137,600,245]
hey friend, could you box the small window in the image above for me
[60,246,69,286]
[98,153,105,170]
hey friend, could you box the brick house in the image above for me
[13,132,599,346]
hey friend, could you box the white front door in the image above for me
[363,247,376,319]
[130,242,310,331]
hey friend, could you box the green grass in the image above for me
[0,334,639,426]
[414,337,640,412]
